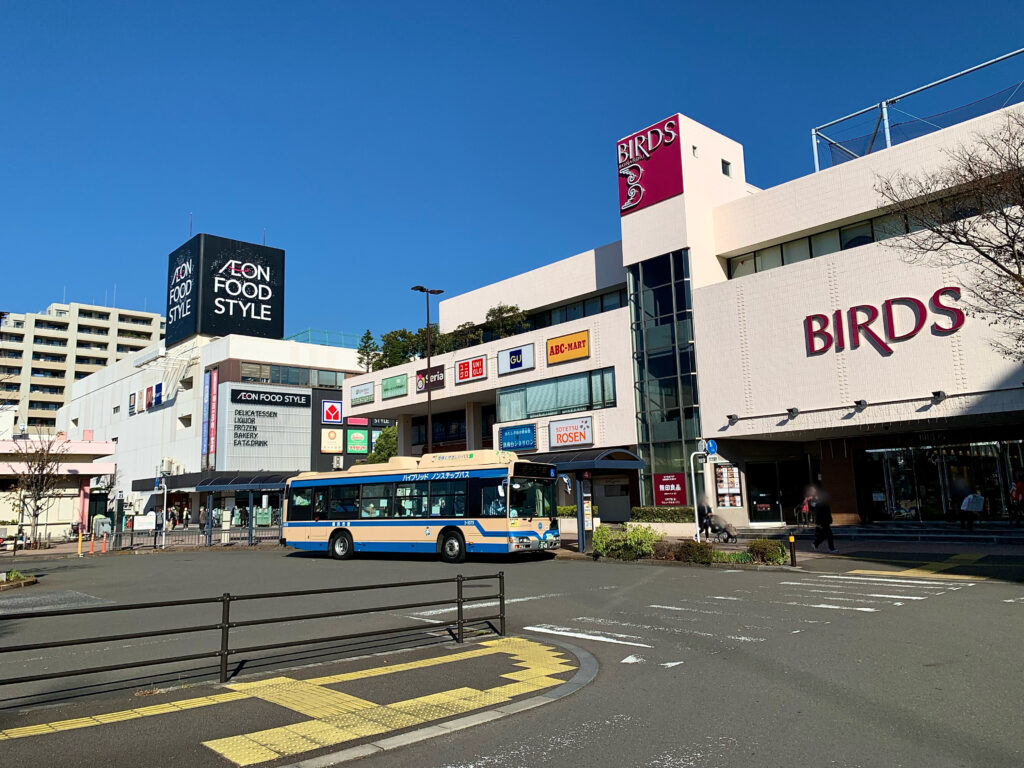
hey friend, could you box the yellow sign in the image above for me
[546,330,590,365]
[320,428,344,454]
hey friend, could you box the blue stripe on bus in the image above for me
[283,519,558,540]
[290,469,508,488]
[289,540,329,552]
[352,541,512,554]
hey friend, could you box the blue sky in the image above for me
[2,1,1022,339]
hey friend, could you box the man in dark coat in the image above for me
[809,486,837,553]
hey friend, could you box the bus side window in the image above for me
[480,480,505,517]
[314,491,327,521]
[396,482,429,517]
[289,488,313,522]
[361,484,392,519]
[329,485,359,520]
[429,480,466,518]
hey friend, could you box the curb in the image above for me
[0,576,37,592]
[278,637,598,768]
[555,549,803,571]
[3,544,287,562]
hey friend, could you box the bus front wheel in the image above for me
[439,530,466,564]
[330,531,353,560]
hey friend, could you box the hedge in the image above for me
[556,505,599,517]
[629,506,694,523]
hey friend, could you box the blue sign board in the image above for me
[706,439,718,455]
[499,424,537,452]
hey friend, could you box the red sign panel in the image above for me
[617,115,683,216]
[455,355,487,384]
[653,473,687,506]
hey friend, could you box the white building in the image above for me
[0,302,164,432]
[343,101,1024,527]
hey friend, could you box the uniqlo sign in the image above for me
[653,473,687,506]
[455,355,487,384]
[617,115,683,216]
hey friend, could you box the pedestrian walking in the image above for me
[199,505,207,529]
[960,487,984,530]
[808,486,837,553]
[696,494,712,540]
[182,505,191,527]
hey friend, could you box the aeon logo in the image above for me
[618,119,678,212]
[218,260,270,280]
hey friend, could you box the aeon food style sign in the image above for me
[617,115,683,216]
[804,287,965,357]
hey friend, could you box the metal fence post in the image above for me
[498,571,506,637]
[456,574,464,643]
[219,593,231,683]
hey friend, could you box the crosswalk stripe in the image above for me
[818,574,973,587]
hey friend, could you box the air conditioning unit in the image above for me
[332,456,344,470]
[161,457,174,475]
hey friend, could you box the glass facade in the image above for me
[627,249,699,503]
[496,368,616,422]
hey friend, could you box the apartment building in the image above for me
[0,303,165,432]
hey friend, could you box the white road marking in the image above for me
[1003,597,1024,603]
[621,654,646,664]
[784,585,930,601]
[413,592,564,616]
[783,593,890,606]
[648,604,829,625]
[402,615,444,624]
[661,661,685,667]
[782,579,945,592]
[772,601,878,612]
[523,625,652,648]
[819,574,975,587]
[708,596,742,601]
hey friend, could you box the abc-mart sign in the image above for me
[618,115,684,216]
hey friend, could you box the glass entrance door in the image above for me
[746,462,783,524]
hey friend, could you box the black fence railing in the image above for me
[0,572,505,689]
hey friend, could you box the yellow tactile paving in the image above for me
[2,637,575,767]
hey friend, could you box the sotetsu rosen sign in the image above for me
[617,115,683,215]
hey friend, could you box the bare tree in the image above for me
[876,109,1024,360]
[8,433,70,544]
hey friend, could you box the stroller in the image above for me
[706,513,738,543]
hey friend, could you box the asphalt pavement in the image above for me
[1,546,1022,768]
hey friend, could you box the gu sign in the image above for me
[617,115,683,216]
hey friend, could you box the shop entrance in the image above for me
[746,459,807,525]
[862,441,1021,522]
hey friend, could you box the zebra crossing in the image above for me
[523,571,978,664]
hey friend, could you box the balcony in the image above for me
[117,315,154,327]
[77,325,109,336]
[33,336,67,347]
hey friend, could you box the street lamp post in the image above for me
[412,285,444,455]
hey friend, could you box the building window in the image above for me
[113,405,120,414]
[721,159,731,176]
[497,367,616,422]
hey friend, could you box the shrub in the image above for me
[651,540,675,560]
[556,505,599,518]
[712,550,753,564]
[591,525,615,558]
[630,506,695,523]
[616,524,663,560]
[746,538,787,565]
[673,540,714,564]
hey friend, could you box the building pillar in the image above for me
[465,402,483,450]
[78,477,90,531]
[397,414,413,456]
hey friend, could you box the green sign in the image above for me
[256,506,272,526]
[347,429,369,454]
[350,381,375,406]
[382,373,408,400]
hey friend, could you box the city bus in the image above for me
[283,451,560,563]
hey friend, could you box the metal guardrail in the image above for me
[0,572,506,688]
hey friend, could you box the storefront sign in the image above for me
[320,428,344,453]
[804,287,965,357]
[548,415,593,447]
[618,115,683,216]
[230,389,311,407]
[347,417,369,426]
[208,368,219,467]
[653,473,686,506]
[498,344,535,375]
[546,330,590,365]
[714,464,742,508]
[165,234,285,348]
[322,400,342,424]
[129,392,136,416]
[346,429,369,454]
[350,381,375,406]
[201,371,210,462]
[499,424,537,451]
[416,365,445,393]
[382,373,408,400]
[455,354,487,384]
[370,417,395,428]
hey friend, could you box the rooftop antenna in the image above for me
[112,283,117,307]
[62,285,66,303]
[262,227,266,245]
[189,212,193,238]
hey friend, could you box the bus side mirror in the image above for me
[559,474,572,493]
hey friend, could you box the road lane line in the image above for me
[771,601,878,612]
[782,593,888,606]
[413,593,565,617]
[821,574,976,586]
[523,625,652,648]
[794,578,946,590]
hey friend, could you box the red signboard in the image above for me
[208,368,219,466]
[617,115,683,216]
[653,473,687,506]
[455,354,487,384]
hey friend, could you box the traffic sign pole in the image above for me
[689,450,705,542]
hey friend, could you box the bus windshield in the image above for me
[508,476,556,518]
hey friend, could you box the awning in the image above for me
[525,447,645,473]
[133,471,296,494]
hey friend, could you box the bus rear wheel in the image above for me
[330,531,353,560]
[439,530,466,564]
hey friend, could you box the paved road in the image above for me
[1,548,1022,767]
